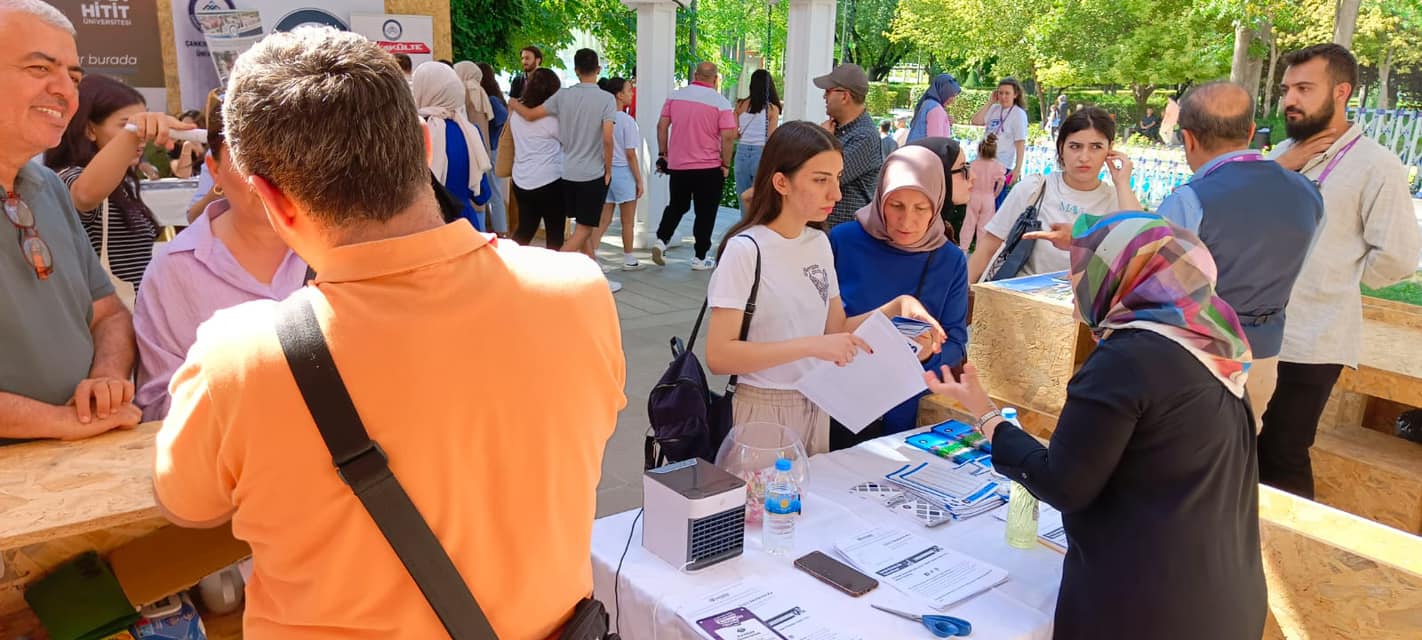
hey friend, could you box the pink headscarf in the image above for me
[855,145,948,252]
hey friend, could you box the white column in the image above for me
[623,0,679,249]
[782,0,837,123]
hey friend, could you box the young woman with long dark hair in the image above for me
[705,121,945,454]
[967,107,1141,283]
[508,68,565,249]
[732,69,781,198]
[46,74,193,290]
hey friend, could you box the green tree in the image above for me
[838,0,918,81]
[453,0,583,72]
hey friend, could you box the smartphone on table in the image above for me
[793,551,878,597]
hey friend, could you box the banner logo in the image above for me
[189,0,236,32]
[80,0,133,26]
[382,19,402,40]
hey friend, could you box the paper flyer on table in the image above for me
[677,580,866,640]
[834,527,1007,610]
[794,313,928,433]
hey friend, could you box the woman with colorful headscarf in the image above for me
[828,145,972,448]
[926,212,1266,640]
[906,73,961,143]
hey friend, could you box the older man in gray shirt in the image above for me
[0,0,140,442]
[510,48,616,265]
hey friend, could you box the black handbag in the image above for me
[987,179,1049,281]
[645,236,762,469]
[275,295,618,640]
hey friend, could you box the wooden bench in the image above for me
[0,424,248,638]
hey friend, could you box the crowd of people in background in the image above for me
[2,0,1420,634]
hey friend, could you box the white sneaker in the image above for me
[622,258,643,271]
[691,257,716,271]
[651,239,667,266]
[608,279,623,293]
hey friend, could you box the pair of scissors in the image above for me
[871,604,973,637]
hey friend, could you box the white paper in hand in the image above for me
[794,313,929,433]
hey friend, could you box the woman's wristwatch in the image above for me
[973,407,1003,434]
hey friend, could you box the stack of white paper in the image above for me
[833,527,1008,610]
[677,580,866,640]
[795,313,929,433]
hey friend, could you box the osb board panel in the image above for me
[1320,386,1370,433]
[1312,427,1422,534]
[0,423,163,551]
[967,284,1079,417]
[1259,487,1422,639]
[1364,296,1422,331]
[0,517,168,616]
[386,0,453,61]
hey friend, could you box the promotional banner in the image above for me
[172,0,383,110]
[351,14,435,68]
[196,9,263,86]
[53,0,166,111]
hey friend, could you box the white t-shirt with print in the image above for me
[985,104,1029,170]
[982,173,1120,279]
[707,225,839,390]
[611,111,640,168]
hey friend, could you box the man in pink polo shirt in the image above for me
[653,62,737,270]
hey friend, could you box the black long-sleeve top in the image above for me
[989,329,1266,640]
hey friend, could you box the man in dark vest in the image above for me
[1157,81,1323,420]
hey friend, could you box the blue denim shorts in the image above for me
[605,164,637,204]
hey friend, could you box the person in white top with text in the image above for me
[967,107,1139,283]
[1260,44,1422,499]
[705,121,946,455]
[971,78,1030,209]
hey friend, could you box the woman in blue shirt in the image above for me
[829,144,973,448]
[413,62,491,230]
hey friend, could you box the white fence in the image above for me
[1349,108,1422,181]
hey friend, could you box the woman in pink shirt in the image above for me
[906,73,961,143]
[961,134,1005,251]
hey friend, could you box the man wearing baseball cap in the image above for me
[814,63,882,229]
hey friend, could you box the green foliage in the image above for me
[453,0,576,72]
[841,0,918,80]
[1363,280,1422,307]
[866,83,896,119]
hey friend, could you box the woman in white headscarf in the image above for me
[412,61,492,230]
[454,60,507,235]
[454,61,495,153]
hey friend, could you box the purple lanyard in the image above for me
[1313,136,1361,187]
[1198,152,1267,180]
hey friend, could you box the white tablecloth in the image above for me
[591,436,1064,640]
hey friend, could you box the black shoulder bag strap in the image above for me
[684,234,764,358]
[275,295,498,640]
[913,251,937,299]
[724,235,763,394]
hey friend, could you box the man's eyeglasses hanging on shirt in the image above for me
[2,190,53,280]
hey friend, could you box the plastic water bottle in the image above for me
[762,458,801,556]
[1002,408,1040,549]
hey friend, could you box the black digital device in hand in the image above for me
[793,551,879,597]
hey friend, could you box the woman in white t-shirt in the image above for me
[508,68,567,250]
[733,69,781,198]
[971,77,1030,206]
[594,77,644,277]
[967,107,1141,283]
[706,122,946,455]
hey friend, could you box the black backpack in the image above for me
[645,237,761,469]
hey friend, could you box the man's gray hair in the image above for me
[223,27,426,225]
[0,0,76,34]
[1178,81,1255,150]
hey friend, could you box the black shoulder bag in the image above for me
[275,295,618,640]
[987,178,1049,282]
[645,236,762,468]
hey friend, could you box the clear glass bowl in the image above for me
[714,422,810,526]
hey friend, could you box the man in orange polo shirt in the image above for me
[152,28,626,639]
